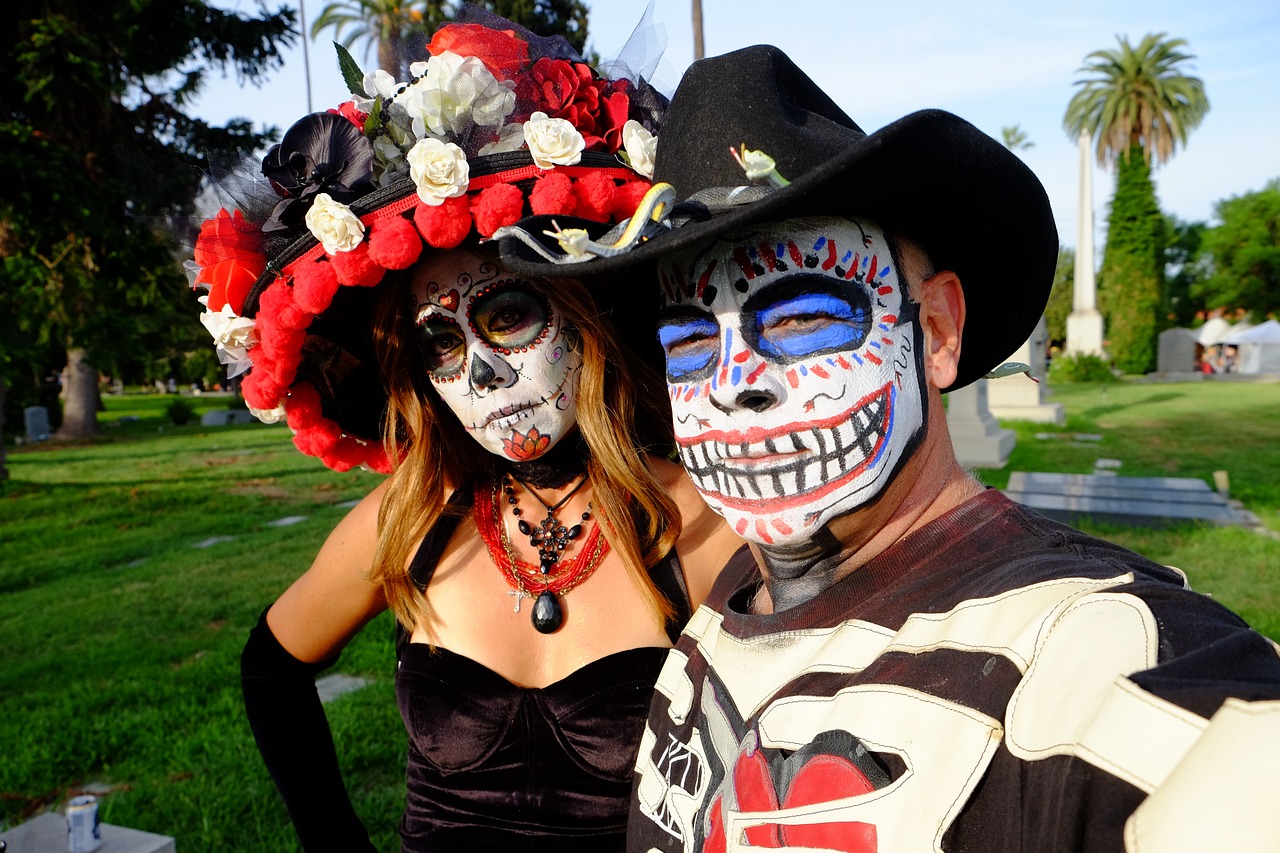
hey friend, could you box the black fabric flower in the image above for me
[261,112,375,233]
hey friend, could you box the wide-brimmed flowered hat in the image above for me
[495,44,1059,392]
[189,11,667,472]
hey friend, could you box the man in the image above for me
[498,45,1280,852]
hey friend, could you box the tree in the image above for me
[1001,125,1033,152]
[1044,248,1075,348]
[311,0,448,76]
[1,2,297,444]
[1197,180,1280,319]
[1064,32,1208,373]
[1164,216,1209,327]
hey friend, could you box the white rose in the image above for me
[407,138,470,205]
[523,111,585,169]
[621,119,657,178]
[198,298,257,378]
[398,51,516,139]
[250,403,288,424]
[305,193,365,255]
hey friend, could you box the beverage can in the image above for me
[66,795,101,853]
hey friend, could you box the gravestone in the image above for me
[947,379,1016,468]
[1004,471,1246,528]
[0,811,175,853]
[24,405,51,442]
[987,317,1065,424]
[1157,327,1198,373]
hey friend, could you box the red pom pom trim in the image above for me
[472,182,525,237]
[529,172,577,217]
[367,215,424,270]
[414,195,472,249]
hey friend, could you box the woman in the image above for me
[190,14,742,851]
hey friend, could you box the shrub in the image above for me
[1048,353,1117,384]
[165,398,196,425]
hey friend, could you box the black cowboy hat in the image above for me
[496,44,1060,392]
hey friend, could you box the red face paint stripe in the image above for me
[787,369,800,388]
[867,254,878,282]
[772,518,794,535]
[733,246,756,280]
[865,352,883,365]
[823,238,838,271]
[846,252,861,280]
[810,364,830,379]
[878,285,894,296]
[733,349,751,364]
[754,518,774,544]
[787,241,804,268]
[746,362,768,384]
[759,243,777,272]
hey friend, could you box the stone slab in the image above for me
[0,812,175,853]
[1004,472,1245,528]
[199,409,257,426]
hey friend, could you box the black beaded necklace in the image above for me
[504,473,591,571]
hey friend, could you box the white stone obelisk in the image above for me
[1066,131,1105,356]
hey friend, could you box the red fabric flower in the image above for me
[367,215,423,270]
[472,182,525,237]
[291,258,340,314]
[502,426,552,460]
[427,23,529,80]
[596,88,632,153]
[529,172,577,216]
[414,194,472,249]
[330,241,385,287]
[193,208,266,314]
[293,418,342,459]
[528,58,608,145]
[330,100,369,130]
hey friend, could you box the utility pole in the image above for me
[300,0,313,114]
[692,0,704,60]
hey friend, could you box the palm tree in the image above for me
[1063,33,1208,373]
[311,0,449,77]
[1000,125,1033,152]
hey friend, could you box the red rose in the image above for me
[528,58,608,145]
[193,208,266,314]
[596,88,632,153]
[427,23,529,80]
[330,100,369,130]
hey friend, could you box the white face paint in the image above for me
[655,217,926,546]
[411,252,582,461]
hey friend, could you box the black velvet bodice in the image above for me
[394,486,690,851]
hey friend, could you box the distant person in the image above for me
[496,42,1280,851]
[189,13,741,851]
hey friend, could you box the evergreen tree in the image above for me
[1,1,297,447]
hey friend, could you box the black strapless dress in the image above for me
[395,487,690,852]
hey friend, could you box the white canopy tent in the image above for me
[1225,319,1280,374]
[1198,317,1250,346]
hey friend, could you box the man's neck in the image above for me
[748,427,983,614]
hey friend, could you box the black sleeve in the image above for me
[240,609,377,852]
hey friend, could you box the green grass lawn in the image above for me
[1,381,1278,851]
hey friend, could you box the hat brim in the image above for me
[497,109,1059,392]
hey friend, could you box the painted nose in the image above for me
[734,389,778,413]
[468,350,513,391]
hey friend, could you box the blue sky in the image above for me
[194,0,1280,252]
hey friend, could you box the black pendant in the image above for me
[531,591,563,634]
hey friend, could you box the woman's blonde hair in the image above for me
[368,253,681,632]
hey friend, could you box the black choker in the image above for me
[507,431,589,489]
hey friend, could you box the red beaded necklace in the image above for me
[473,477,609,633]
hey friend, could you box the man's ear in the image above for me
[915,270,965,390]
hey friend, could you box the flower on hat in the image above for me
[305,193,366,254]
[190,16,669,474]
[399,51,516,139]
[621,120,657,179]
[426,23,528,80]
[407,137,470,205]
[523,111,585,169]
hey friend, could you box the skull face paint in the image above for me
[412,252,582,461]
[656,217,926,546]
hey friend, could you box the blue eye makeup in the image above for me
[657,313,720,381]
[744,277,872,363]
